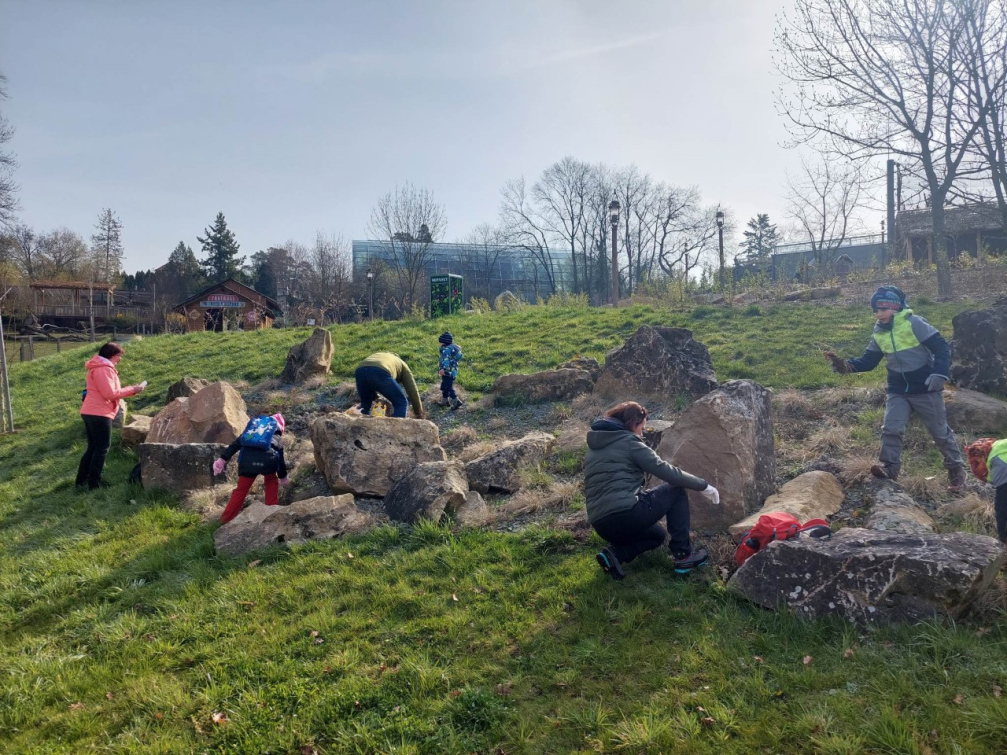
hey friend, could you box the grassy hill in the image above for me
[2,299,1006,754]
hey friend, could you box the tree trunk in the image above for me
[930,201,953,297]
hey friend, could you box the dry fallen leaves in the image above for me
[449,689,462,698]
[247,559,261,569]
[212,711,229,725]
[300,746,318,755]
[976,627,991,637]
[69,702,84,711]
[803,655,813,666]
[753,656,764,664]
[452,593,459,602]
[105,692,114,700]
[994,685,1003,698]
[953,694,965,705]
[843,648,855,659]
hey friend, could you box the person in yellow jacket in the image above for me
[354,352,425,419]
[965,437,1007,543]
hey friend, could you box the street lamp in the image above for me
[366,268,375,321]
[609,200,621,307]
[716,210,725,292]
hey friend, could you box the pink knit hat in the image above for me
[271,413,286,433]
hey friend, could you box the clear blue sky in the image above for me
[0,0,851,272]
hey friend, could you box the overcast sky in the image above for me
[0,0,882,272]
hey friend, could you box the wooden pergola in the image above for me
[29,280,116,318]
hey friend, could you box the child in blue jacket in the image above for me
[438,332,464,410]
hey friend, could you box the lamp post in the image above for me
[609,200,621,306]
[366,268,375,321]
[716,210,725,292]
[881,219,886,244]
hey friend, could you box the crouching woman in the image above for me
[585,401,719,579]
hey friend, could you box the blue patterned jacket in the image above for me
[439,344,463,378]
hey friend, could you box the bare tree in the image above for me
[367,182,446,312]
[0,73,17,232]
[11,224,40,280]
[90,208,124,284]
[459,223,507,301]
[38,227,88,279]
[775,0,996,296]
[786,155,866,267]
[499,177,559,295]
[532,157,592,293]
[613,165,654,297]
[307,232,352,321]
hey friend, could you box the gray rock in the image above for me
[950,299,1007,395]
[139,442,233,494]
[728,528,1006,624]
[594,325,718,400]
[112,403,127,429]
[310,413,446,497]
[455,490,490,528]
[214,495,375,556]
[383,461,469,524]
[492,369,594,405]
[280,327,333,383]
[165,377,210,404]
[729,471,843,538]
[147,381,249,445]
[944,387,1007,434]
[657,380,775,533]
[642,420,674,451]
[864,483,935,535]
[120,414,152,449]
[465,431,555,494]
[559,356,602,382]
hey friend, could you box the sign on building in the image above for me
[200,293,245,308]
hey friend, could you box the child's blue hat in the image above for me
[438,332,453,345]
[870,285,906,311]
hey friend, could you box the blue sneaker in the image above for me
[596,547,626,580]
[673,548,709,575]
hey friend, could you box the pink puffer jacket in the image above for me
[81,354,139,419]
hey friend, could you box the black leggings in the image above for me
[996,485,1007,543]
[76,414,112,487]
[591,483,691,563]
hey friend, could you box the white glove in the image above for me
[697,484,720,505]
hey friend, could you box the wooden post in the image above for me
[927,237,933,263]
[19,339,25,363]
[0,305,13,432]
[906,237,913,263]
[56,337,61,354]
[977,230,984,261]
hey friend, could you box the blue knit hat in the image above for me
[438,332,453,345]
[870,285,906,311]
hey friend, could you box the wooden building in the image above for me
[174,279,281,332]
[896,203,1007,263]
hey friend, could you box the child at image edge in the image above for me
[438,331,464,410]
[966,437,1007,544]
[214,413,289,523]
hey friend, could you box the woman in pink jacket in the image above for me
[76,342,146,490]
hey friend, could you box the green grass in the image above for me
[2,300,1006,753]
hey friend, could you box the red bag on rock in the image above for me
[733,512,832,567]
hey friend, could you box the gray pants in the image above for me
[880,391,964,474]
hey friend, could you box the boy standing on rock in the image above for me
[824,285,966,492]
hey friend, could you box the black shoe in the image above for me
[596,547,626,580]
[87,479,111,490]
[450,397,463,411]
[673,548,709,574]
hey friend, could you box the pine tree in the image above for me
[739,214,778,264]
[197,212,243,283]
[90,208,124,283]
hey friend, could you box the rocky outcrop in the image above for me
[309,413,446,497]
[944,388,1007,434]
[165,377,210,404]
[728,528,1005,624]
[950,298,1007,395]
[213,495,375,556]
[146,382,249,445]
[280,328,334,384]
[492,369,594,405]
[120,414,152,449]
[594,326,718,400]
[656,380,775,533]
[559,356,602,382]
[729,471,843,538]
[465,431,555,494]
[864,483,935,535]
[383,461,469,523]
[139,442,232,494]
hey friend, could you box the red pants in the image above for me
[220,474,278,524]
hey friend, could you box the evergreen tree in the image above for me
[166,241,204,295]
[739,214,779,264]
[197,212,243,283]
[249,249,277,299]
[90,208,124,283]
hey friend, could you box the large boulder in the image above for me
[950,298,1007,394]
[594,326,718,400]
[492,369,594,405]
[310,413,446,497]
[139,442,232,494]
[120,414,152,449]
[728,528,1005,624]
[656,380,775,533]
[147,382,249,445]
[642,420,674,451]
[383,461,469,523]
[165,377,210,403]
[213,495,375,556]
[559,356,602,382]
[864,483,935,535]
[729,471,843,538]
[781,286,840,302]
[944,387,1007,434]
[494,290,522,312]
[112,403,127,429]
[280,328,333,384]
[465,431,555,494]
[455,490,491,528]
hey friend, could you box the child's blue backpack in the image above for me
[239,415,279,450]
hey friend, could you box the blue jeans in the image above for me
[355,366,409,418]
[591,483,692,562]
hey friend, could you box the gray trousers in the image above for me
[880,391,964,473]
